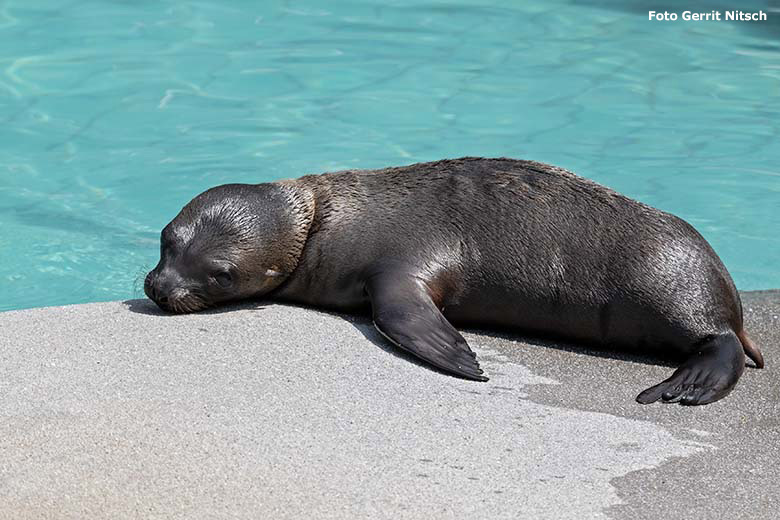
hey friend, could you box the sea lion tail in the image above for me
[737,329,764,368]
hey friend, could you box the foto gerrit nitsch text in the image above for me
[649,10,767,21]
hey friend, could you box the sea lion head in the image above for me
[144,182,313,313]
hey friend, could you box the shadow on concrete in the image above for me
[122,298,270,316]
[342,308,687,372]
[123,297,765,374]
[464,325,685,369]
[342,309,764,373]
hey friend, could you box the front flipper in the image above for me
[366,272,487,381]
[636,332,745,406]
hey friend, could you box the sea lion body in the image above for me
[276,159,736,353]
[145,158,763,405]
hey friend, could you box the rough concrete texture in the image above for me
[0,290,777,519]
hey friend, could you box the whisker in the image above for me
[133,264,153,297]
[170,289,208,314]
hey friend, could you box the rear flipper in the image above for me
[636,332,746,406]
[738,329,764,369]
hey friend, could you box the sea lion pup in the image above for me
[144,157,764,406]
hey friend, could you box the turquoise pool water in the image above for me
[0,1,778,312]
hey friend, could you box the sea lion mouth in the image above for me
[157,287,209,314]
[145,274,210,314]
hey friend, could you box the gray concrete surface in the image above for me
[0,290,777,519]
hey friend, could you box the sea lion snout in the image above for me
[144,267,203,313]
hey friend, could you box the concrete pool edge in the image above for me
[0,290,777,519]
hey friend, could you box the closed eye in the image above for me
[213,271,233,288]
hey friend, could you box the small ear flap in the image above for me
[265,269,283,278]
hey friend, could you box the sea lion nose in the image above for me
[144,271,163,303]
